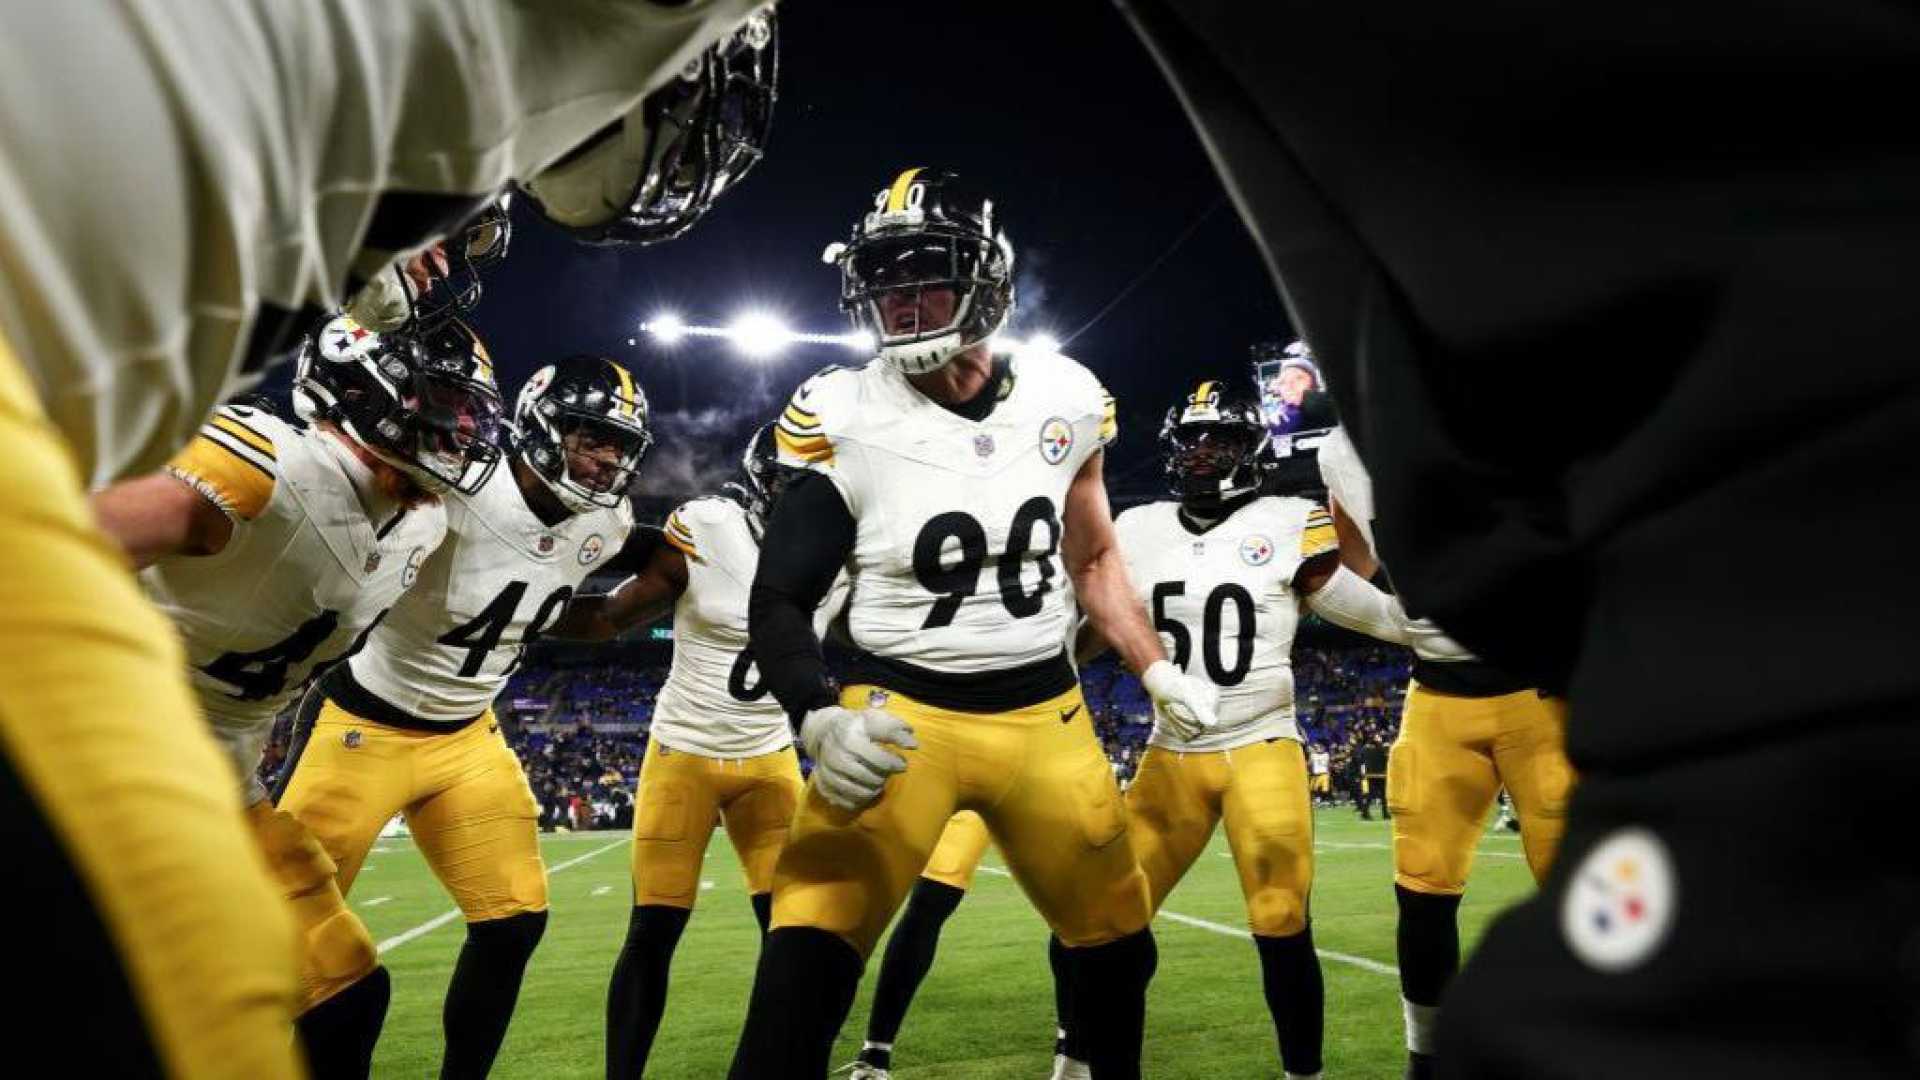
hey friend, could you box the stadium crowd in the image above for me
[259,642,1415,831]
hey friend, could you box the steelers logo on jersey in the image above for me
[579,534,606,565]
[1039,416,1074,465]
[1561,827,1677,973]
[1240,534,1275,566]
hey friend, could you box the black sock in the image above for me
[298,966,391,1080]
[1048,934,1086,1061]
[865,878,965,1047]
[439,910,547,1080]
[1254,925,1324,1076]
[1065,929,1156,1080]
[604,905,691,1080]
[1394,885,1462,1007]
[727,927,864,1079]
[750,891,773,936]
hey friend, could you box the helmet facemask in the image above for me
[520,10,777,247]
[1161,383,1269,512]
[512,359,652,515]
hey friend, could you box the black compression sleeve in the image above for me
[748,472,856,725]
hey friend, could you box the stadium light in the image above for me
[730,312,792,359]
[643,312,687,346]
[1025,332,1061,356]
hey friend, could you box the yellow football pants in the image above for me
[278,699,547,1000]
[246,799,378,1013]
[771,685,1150,956]
[1388,682,1576,894]
[1127,739,1314,936]
[0,333,300,1076]
[920,810,994,892]
[1310,773,1331,795]
[630,738,803,908]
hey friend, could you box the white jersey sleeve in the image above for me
[0,0,762,484]
[775,354,1112,677]
[143,411,447,785]
[1117,496,1335,751]
[345,464,634,725]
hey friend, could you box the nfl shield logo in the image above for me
[537,535,557,555]
[343,730,363,749]
[363,552,381,573]
[868,689,891,709]
[974,433,995,459]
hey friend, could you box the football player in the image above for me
[90,320,502,1078]
[1068,378,1435,1080]
[845,811,995,1080]
[544,424,843,1079]
[0,5,771,1070]
[1317,422,1574,1080]
[730,168,1218,1079]
[273,353,650,1078]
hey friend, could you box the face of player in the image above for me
[1277,366,1315,406]
[558,420,644,495]
[1173,424,1257,483]
[876,285,958,337]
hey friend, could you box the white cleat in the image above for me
[840,1064,891,1080]
[1050,1055,1092,1080]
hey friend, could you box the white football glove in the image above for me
[799,705,918,811]
[1140,660,1219,741]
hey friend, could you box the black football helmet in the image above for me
[1161,377,1271,509]
[825,167,1014,375]
[295,315,505,495]
[729,422,807,538]
[520,9,777,246]
[512,355,653,514]
[402,196,513,328]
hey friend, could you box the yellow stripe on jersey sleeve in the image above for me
[209,414,276,460]
[1097,392,1118,447]
[662,510,699,560]
[775,424,834,465]
[166,433,276,521]
[781,403,821,431]
[1300,506,1338,559]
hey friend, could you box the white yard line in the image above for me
[376,835,628,954]
[1314,839,1523,860]
[977,865,1398,978]
[359,896,391,907]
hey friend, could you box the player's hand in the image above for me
[799,705,918,811]
[1141,659,1218,741]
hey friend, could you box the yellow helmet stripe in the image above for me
[885,167,926,213]
[1194,380,1217,403]
[610,361,637,418]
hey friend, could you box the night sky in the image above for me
[464,1,1291,507]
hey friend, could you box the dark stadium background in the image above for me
[461,0,1291,507]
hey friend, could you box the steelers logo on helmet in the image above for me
[1161,377,1271,510]
[512,355,653,515]
[825,168,1015,375]
[519,9,778,247]
[294,315,505,497]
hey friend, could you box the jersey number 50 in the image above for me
[912,497,1061,630]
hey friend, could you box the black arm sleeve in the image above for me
[748,471,857,726]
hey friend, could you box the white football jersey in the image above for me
[141,406,446,787]
[1316,425,1470,665]
[1310,748,1331,775]
[0,0,761,486]
[346,460,634,725]
[651,496,845,758]
[1115,496,1338,752]
[774,353,1115,676]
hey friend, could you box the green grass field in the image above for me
[358,809,1534,1078]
